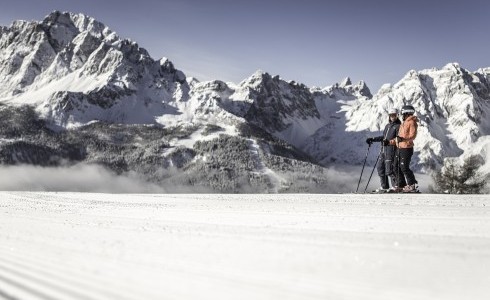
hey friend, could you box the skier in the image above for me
[366,108,406,192]
[386,105,419,192]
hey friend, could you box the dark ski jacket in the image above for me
[372,118,401,158]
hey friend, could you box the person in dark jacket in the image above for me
[366,108,406,192]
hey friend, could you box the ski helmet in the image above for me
[387,108,398,115]
[401,105,415,115]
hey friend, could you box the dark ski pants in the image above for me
[395,147,417,186]
[377,153,406,189]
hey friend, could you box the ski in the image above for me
[402,190,421,193]
[369,188,421,194]
[370,189,390,194]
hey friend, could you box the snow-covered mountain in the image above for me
[344,63,490,171]
[1,11,489,192]
[0,11,188,126]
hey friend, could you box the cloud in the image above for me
[0,163,435,194]
[0,164,167,193]
[315,165,433,193]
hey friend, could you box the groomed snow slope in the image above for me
[1,192,489,300]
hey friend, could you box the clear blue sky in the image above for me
[1,0,489,92]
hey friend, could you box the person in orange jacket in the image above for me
[383,105,418,192]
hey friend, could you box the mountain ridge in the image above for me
[1,11,489,192]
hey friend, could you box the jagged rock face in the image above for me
[0,11,188,126]
[242,72,320,132]
[0,12,115,93]
[336,77,372,98]
[187,80,246,121]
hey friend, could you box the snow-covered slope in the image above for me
[1,192,489,300]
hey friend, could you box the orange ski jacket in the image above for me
[390,115,418,148]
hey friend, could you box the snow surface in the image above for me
[1,192,489,300]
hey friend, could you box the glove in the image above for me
[366,138,373,145]
[382,139,389,146]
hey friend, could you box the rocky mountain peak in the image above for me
[328,78,372,99]
[0,11,192,127]
[43,11,116,42]
[443,62,462,71]
[403,69,419,80]
[340,77,352,87]
[354,80,372,98]
[240,70,271,88]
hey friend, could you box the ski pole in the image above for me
[364,147,382,193]
[396,137,402,189]
[356,143,371,193]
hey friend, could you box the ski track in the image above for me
[0,192,489,300]
[248,139,285,192]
